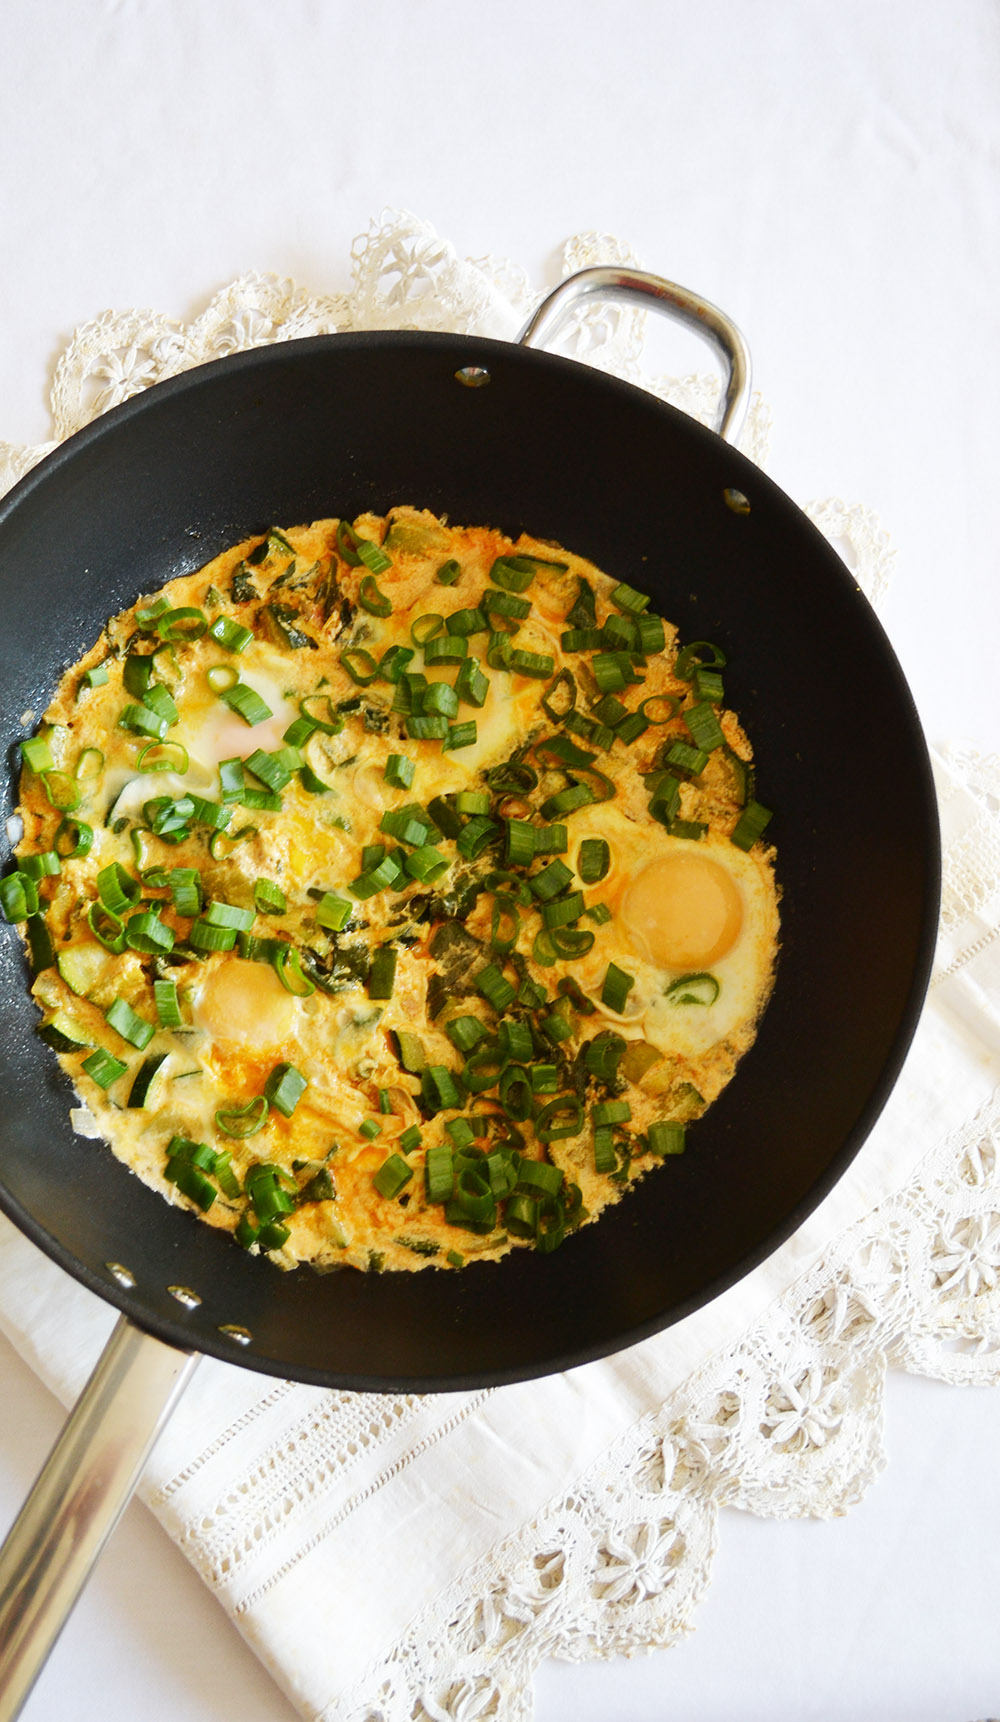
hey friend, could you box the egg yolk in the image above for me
[622,852,743,969]
[196,958,299,1050]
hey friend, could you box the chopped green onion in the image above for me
[359,1118,382,1140]
[539,783,594,819]
[399,1124,423,1152]
[731,799,773,850]
[206,663,239,694]
[358,574,393,616]
[106,996,155,1050]
[87,902,126,953]
[188,919,238,952]
[119,703,168,742]
[0,873,35,921]
[384,754,415,789]
[20,733,54,773]
[405,713,449,740]
[665,972,720,1006]
[410,613,444,646]
[422,681,459,718]
[368,945,397,999]
[154,978,182,1027]
[594,1125,617,1172]
[577,838,610,883]
[125,911,175,954]
[436,559,461,585]
[209,615,255,652]
[452,816,496,862]
[674,640,727,680]
[272,945,315,997]
[503,819,536,867]
[454,658,490,707]
[446,1016,487,1054]
[315,892,352,931]
[81,663,110,689]
[683,701,725,752]
[374,1153,414,1199]
[245,748,293,793]
[137,740,189,774]
[530,858,574,902]
[168,867,201,916]
[535,1097,583,1142]
[82,1047,128,1089]
[476,963,516,1013]
[601,962,634,1013]
[647,1120,686,1156]
[444,721,477,751]
[219,682,274,725]
[593,1098,631,1127]
[541,668,577,723]
[446,607,488,636]
[610,580,650,615]
[639,693,680,724]
[156,606,207,643]
[550,926,594,957]
[423,635,468,666]
[54,817,94,860]
[662,740,709,778]
[19,851,60,880]
[98,863,141,917]
[425,1144,455,1202]
[264,1062,307,1117]
[254,879,286,914]
[509,649,554,679]
[693,666,724,703]
[205,900,254,931]
[300,693,344,733]
[636,614,666,654]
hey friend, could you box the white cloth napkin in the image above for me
[1,216,997,1722]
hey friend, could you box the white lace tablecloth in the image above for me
[1,214,998,1722]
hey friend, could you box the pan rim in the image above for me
[0,330,942,1391]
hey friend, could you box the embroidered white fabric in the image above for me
[0,212,996,1722]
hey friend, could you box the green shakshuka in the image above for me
[4,509,778,1271]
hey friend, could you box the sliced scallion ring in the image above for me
[665,971,720,1006]
[339,648,379,686]
[137,740,189,774]
[410,613,444,647]
[54,816,93,860]
[272,944,315,997]
[358,574,392,617]
[638,693,681,725]
[206,663,240,693]
[299,693,343,735]
[74,746,105,781]
[156,606,207,643]
[215,1096,270,1139]
[87,901,126,953]
[41,771,80,813]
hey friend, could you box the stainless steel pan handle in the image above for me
[0,1316,197,1721]
[517,265,752,447]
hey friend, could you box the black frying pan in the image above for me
[0,271,939,1712]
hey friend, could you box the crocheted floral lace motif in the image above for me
[0,211,985,1722]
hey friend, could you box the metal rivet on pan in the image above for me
[723,487,751,515]
[105,1262,136,1288]
[218,1324,253,1346]
[167,1285,202,1310]
[454,365,491,388]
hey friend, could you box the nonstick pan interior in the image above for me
[0,332,940,1389]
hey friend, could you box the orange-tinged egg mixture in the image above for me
[10,509,779,1272]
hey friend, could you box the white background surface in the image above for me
[2,2,999,1718]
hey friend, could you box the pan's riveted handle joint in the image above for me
[516,266,752,447]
